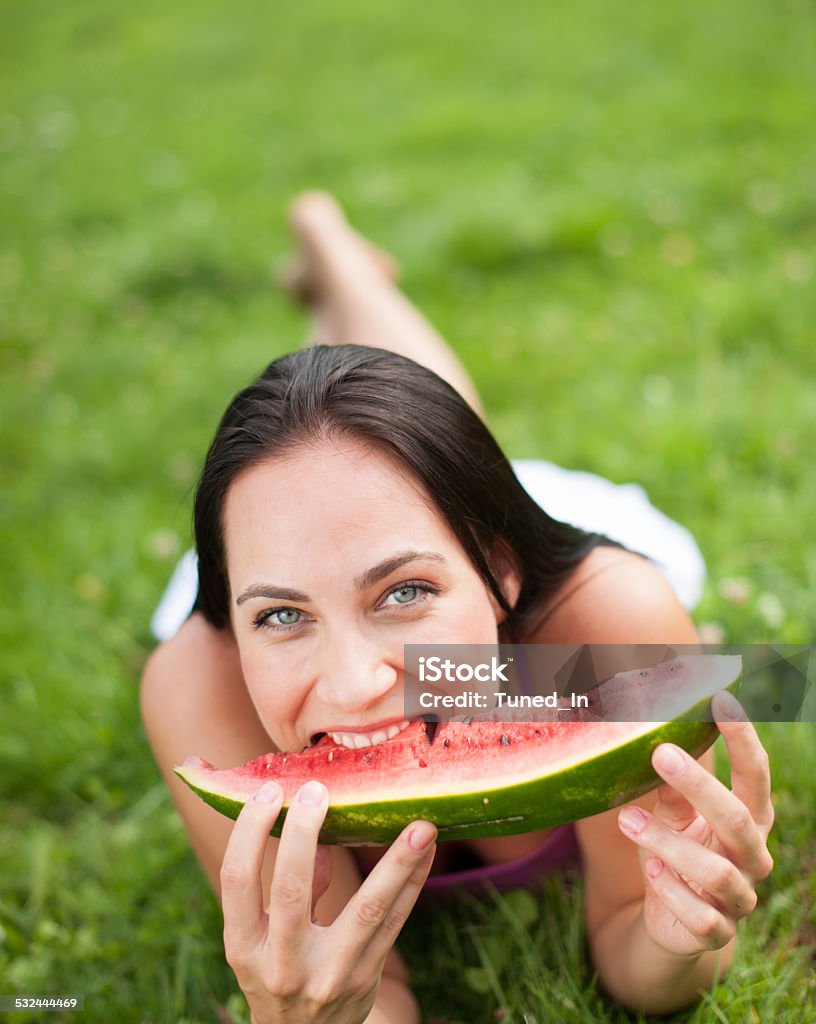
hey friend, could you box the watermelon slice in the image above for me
[174,655,741,845]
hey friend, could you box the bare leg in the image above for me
[285,192,484,415]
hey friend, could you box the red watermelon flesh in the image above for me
[175,654,741,844]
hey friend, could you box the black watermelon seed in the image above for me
[500,734,510,745]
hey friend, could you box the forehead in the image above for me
[222,439,461,581]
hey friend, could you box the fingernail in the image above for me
[714,690,743,720]
[255,781,282,804]
[657,744,685,774]
[646,857,664,878]
[619,807,647,833]
[297,780,327,806]
[408,822,436,851]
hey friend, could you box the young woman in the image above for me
[141,193,774,1023]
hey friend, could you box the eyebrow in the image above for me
[235,550,448,607]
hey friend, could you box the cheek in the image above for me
[237,643,304,737]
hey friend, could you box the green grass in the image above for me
[2,0,815,1020]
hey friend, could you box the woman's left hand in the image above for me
[617,689,775,958]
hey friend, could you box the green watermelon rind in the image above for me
[174,668,741,845]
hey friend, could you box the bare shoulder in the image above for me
[531,546,700,645]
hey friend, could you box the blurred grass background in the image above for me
[1,0,814,1021]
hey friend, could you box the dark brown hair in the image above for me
[193,345,624,638]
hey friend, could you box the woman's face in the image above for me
[223,438,518,753]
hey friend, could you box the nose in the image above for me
[314,628,400,713]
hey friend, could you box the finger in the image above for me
[652,780,698,831]
[642,857,737,951]
[341,819,436,978]
[619,805,757,919]
[650,743,771,878]
[711,690,775,833]
[353,843,436,983]
[334,820,437,969]
[221,781,284,958]
[266,780,329,941]
[311,845,334,919]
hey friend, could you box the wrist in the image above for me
[591,900,733,1015]
[364,974,420,1024]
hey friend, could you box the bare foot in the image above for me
[278,191,400,306]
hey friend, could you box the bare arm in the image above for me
[581,755,737,1016]
[536,552,773,1013]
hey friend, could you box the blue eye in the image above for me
[253,607,303,631]
[273,609,301,625]
[383,582,439,609]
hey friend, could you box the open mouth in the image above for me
[310,719,413,750]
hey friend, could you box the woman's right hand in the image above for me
[220,778,437,1024]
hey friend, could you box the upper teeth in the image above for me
[329,720,411,749]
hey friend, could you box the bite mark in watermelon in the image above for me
[174,655,741,845]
